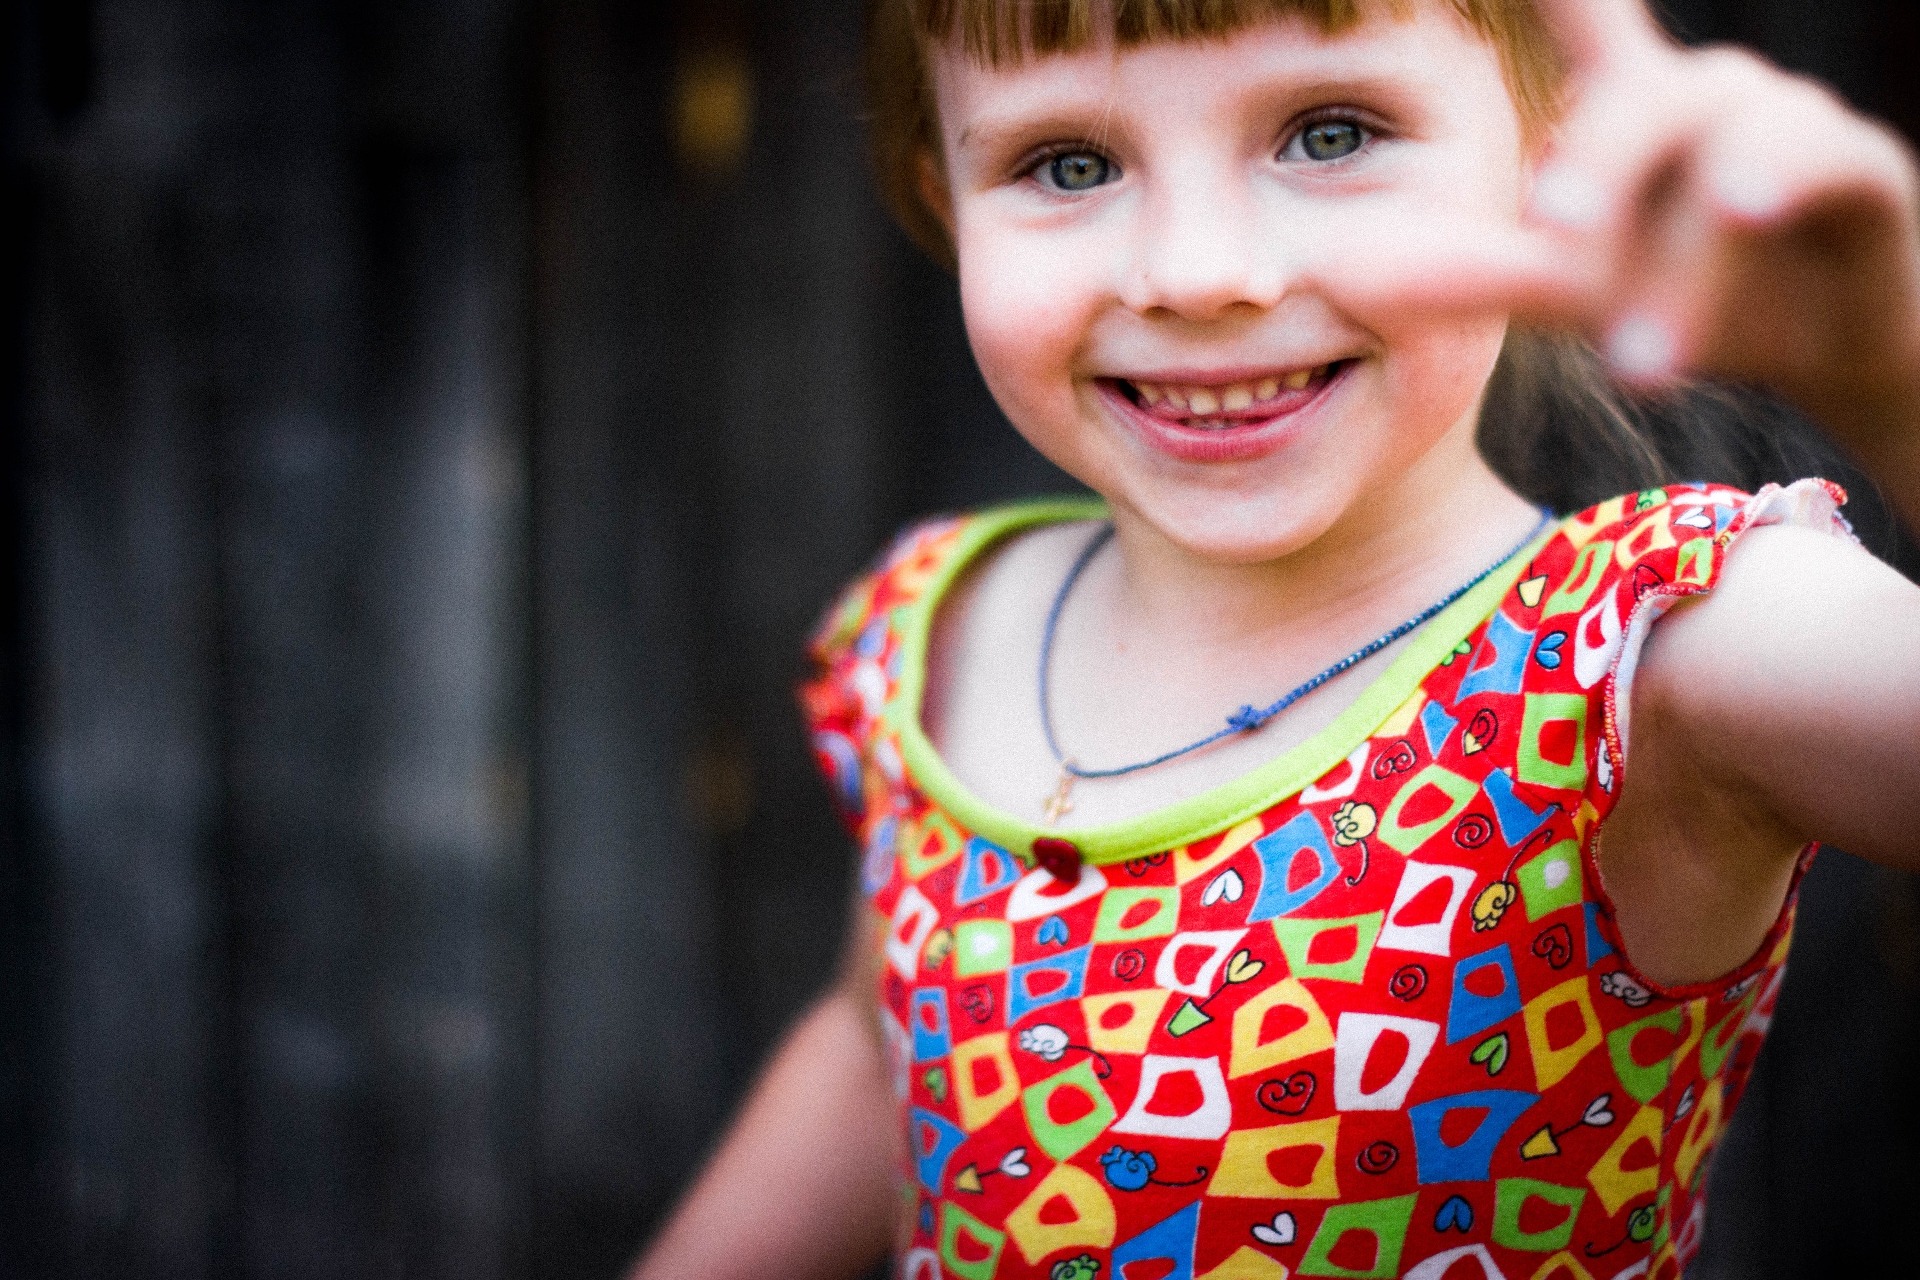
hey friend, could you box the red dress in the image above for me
[800,481,1847,1280]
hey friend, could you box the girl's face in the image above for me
[929,4,1531,563]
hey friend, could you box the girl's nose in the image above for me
[1119,175,1286,320]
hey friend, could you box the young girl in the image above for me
[637,1,1920,1276]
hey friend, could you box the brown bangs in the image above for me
[920,0,1380,65]
[867,0,1566,263]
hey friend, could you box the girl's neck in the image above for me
[1101,433,1538,660]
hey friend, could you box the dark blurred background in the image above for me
[2,1,1917,1278]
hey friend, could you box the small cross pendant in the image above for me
[1042,766,1077,826]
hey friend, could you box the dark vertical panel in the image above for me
[18,0,534,1275]
[356,142,529,1280]
[200,2,532,1276]
[206,10,387,1273]
[347,4,533,1274]
[20,2,229,1272]
[528,5,727,1274]
[694,0,891,1046]
[1,4,48,1273]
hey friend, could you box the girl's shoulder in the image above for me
[1556,479,1848,556]
[1554,475,1849,609]
[1530,478,1854,760]
[798,500,1100,839]
[804,498,1105,672]
[1537,480,1853,664]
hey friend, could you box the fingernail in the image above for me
[1712,163,1785,220]
[1607,314,1677,379]
[1532,163,1607,228]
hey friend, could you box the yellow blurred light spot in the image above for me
[677,46,753,174]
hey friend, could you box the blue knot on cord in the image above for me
[1227,705,1271,733]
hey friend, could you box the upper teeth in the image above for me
[1135,367,1326,410]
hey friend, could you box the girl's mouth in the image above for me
[1111,362,1350,428]
[1096,361,1354,462]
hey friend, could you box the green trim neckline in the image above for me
[888,498,1558,867]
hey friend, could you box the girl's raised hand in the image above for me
[1530,0,1920,416]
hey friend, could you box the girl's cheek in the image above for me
[1377,317,1510,439]
[958,223,1104,430]
[966,318,1077,460]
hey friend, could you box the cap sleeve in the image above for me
[1541,480,1852,999]
[798,515,968,835]
[1586,480,1853,777]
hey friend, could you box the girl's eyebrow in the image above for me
[1245,73,1434,128]
[952,67,1430,156]
[955,106,1115,155]
[944,59,1129,156]
[956,92,1121,148]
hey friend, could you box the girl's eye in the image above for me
[1292,119,1369,163]
[1042,151,1114,192]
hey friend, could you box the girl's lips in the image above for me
[1096,363,1351,463]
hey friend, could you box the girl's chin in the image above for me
[1105,485,1352,565]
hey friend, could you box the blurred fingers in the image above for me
[1298,216,1592,323]
[1701,76,1920,236]
[1532,0,1674,78]
[1603,62,1920,389]
[1527,43,1751,239]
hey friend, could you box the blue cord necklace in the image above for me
[1037,511,1553,824]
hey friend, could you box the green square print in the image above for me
[1517,839,1583,921]
[953,918,1013,977]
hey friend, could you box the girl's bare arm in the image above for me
[1501,0,1920,983]
[1512,0,1920,873]
[630,934,897,1280]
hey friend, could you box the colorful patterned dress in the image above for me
[799,481,1847,1280]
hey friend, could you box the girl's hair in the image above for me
[1479,331,1872,518]
[865,0,1898,536]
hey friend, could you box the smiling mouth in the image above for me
[1108,362,1352,429]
